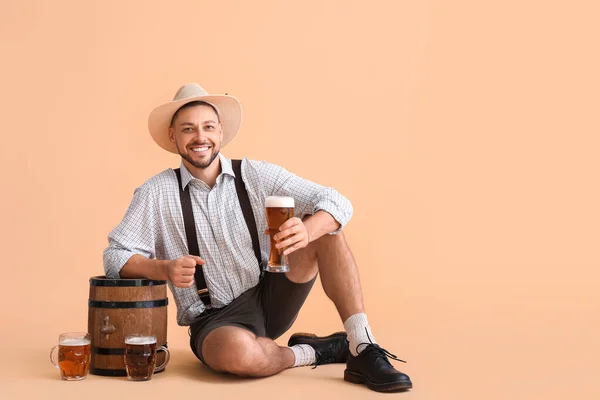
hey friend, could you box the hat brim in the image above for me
[148,95,242,154]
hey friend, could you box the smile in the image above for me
[190,147,210,153]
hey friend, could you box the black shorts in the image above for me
[188,272,317,363]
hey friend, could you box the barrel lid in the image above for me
[89,276,167,287]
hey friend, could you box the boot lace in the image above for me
[312,350,337,369]
[356,328,407,363]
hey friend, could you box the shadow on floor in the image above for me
[160,348,266,384]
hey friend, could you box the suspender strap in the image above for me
[174,168,211,307]
[231,159,265,279]
[174,160,265,308]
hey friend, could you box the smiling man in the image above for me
[103,83,412,392]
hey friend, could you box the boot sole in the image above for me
[344,370,413,392]
[288,331,347,345]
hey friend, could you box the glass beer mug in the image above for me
[49,332,91,381]
[124,334,170,381]
[265,196,295,273]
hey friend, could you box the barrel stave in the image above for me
[87,276,168,376]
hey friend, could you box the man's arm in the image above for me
[303,210,341,243]
[248,159,353,235]
[249,159,352,255]
[119,255,170,281]
[103,184,158,279]
[120,254,204,288]
[103,183,204,288]
[272,210,341,256]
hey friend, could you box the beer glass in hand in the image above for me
[124,335,170,381]
[265,196,295,273]
[49,332,91,381]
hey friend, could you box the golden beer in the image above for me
[50,333,91,381]
[124,335,170,381]
[265,196,295,272]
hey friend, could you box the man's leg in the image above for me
[260,256,348,369]
[286,231,413,392]
[289,231,363,320]
[201,326,295,378]
[196,269,331,377]
[286,231,368,351]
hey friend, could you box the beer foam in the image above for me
[125,336,156,345]
[265,196,294,208]
[60,338,91,346]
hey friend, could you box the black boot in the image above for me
[288,331,349,366]
[345,343,413,392]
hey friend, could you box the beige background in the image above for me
[1,0,599,399]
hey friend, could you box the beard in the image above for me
[177,141,220,169]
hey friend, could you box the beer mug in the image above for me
[123,335,170,381]
[265,196,295,273]
[49,332,91,381]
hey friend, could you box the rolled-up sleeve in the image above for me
[249,160,353,234]
[103,184,157,278]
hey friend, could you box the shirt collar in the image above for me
[178,153,235,190]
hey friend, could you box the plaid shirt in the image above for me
[103,153,353,325]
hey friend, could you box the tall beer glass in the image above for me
[49,332,91,381]
[265,196,295,273]
[124,335,170,381]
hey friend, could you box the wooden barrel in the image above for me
[87,276,168,376]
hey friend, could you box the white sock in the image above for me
[344,313,377,356]
[290,344,316,367]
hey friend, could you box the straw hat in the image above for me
[148,83,242,153]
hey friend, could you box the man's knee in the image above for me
[287,231,348,282]
[314,230,346,248]
[309,231,348,261]
[202,326,267,376]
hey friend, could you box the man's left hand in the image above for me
[273,217,309,256]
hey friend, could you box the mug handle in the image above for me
[154,346,170,373]
[49,346,59,368]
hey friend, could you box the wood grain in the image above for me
[87,277,169,374]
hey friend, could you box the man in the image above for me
[103,83,412,392]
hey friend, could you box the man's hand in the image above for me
[167,255,205,288]
[273,217,309,256]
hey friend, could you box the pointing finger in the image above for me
[191,256,206,265]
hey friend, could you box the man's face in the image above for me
[169,105,223,169]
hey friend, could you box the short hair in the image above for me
[170,101,220,127]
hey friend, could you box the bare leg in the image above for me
[202,326,295,378]
[287,231,364,322]
[201,233,363,377]
[286,233,413,392]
